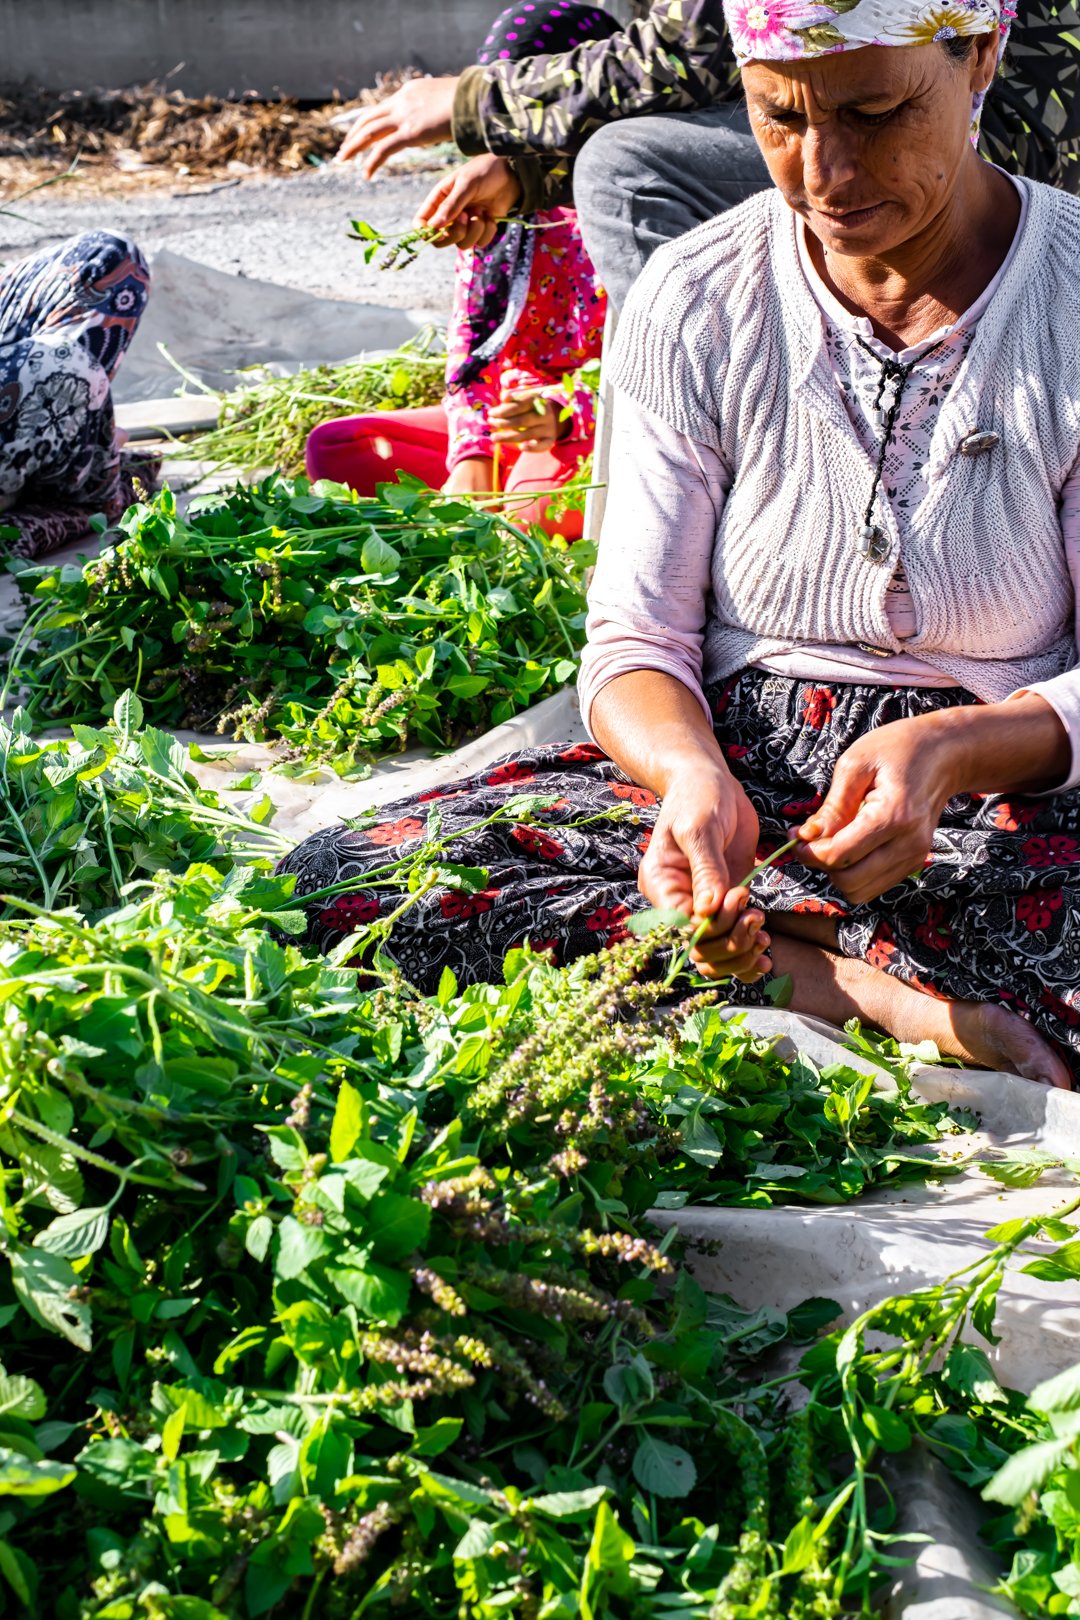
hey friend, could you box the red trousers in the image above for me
[305,405,589,540]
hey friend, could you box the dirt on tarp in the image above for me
[0,69,426,196]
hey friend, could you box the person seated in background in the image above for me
[0,231,150,560]
[284,0,1080,1090]
[306,3,610,539]
[337,0,1080,310]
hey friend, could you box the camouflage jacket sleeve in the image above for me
[451,0,736,160]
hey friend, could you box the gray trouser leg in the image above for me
[573,103,770,307]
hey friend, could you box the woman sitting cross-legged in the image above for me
[280,0,1080,1090]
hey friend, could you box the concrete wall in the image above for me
[0,0,503,99]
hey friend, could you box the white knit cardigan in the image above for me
[606,181,1080,703]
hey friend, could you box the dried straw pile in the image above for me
[0,70,418,183]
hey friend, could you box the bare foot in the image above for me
[769,935,1073,1091]
[949,1000,1073,1091]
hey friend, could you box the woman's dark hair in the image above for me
[940,32,976,60]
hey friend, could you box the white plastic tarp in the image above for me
[113,248,443,403]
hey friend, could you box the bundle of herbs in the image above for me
[170,333,446,478]
[12,476,588,777]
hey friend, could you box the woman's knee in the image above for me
[574,119,663,219]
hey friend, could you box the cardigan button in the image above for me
[958,429,1000,457]
[857,524,890,564]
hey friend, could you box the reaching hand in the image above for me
[336,77,459,178]
[637,766,768,982]
[795,717,955,903]
[414,155,523,250]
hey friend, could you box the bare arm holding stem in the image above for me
[795,693,1072,900]
[590,670,770,981]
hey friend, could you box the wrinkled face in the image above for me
[742,38,998,258]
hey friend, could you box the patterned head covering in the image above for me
[724,0,1013,139]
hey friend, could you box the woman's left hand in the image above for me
[794,716,956,904]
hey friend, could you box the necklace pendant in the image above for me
[857,524,890,564]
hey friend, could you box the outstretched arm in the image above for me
[336,0,735,177]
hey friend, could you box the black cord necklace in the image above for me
[853,333,949,563]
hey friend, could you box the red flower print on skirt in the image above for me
[865,925,897,971]
[1022,835,1080,869]
[1017,889,1064,931]
[992,801,1040,832]
[510,824,566,859]
[487,759,536,786]
[783,794,824,820]
[802,688,837,729]
[365,816,425,847]
[1040,987,1080,1028]
[637,829,652,855]
[792,896,845,917]
[439,887,500,922]
[559,742,606,763]
[725,743,749,761]
[906,971,949,1001]
[519,935,560,963]
[610,782,656,807]
[914,902,953,953]
[417,786,472,803]
[319,893,379,929]
[585,903,631,945]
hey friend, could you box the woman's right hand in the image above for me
[414,155,522,250]
[637,766,769,982]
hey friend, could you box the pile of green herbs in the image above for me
[0,694,286,917]
[11,475,588,778]
[0,712,1069,1619]
[169,333,446,477]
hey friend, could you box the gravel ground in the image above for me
[0,158,458,312]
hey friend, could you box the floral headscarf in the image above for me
[725,0,1014,139]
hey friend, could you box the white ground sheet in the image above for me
[113,249,443,404]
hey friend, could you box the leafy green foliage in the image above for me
[0,701,1068,1616]
[915,1238,1080,1617]
[12,476,589,777]
[0,809,980,1618]
[0,697,286,915]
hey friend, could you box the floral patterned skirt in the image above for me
[278,671,1080,1074]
